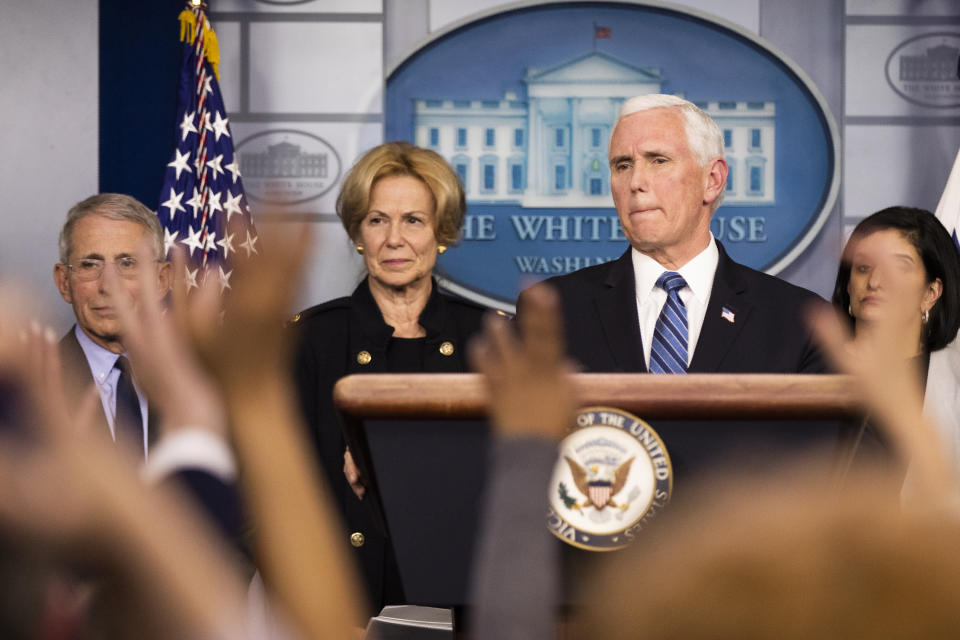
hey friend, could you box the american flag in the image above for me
[157,2,257,294]
[936,146,960,252]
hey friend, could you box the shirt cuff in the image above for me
[141,427,237,485]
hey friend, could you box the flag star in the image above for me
[193,151,205,175]
[223,191,243,222]
[166,148,192,180]
[224,156,241,183]
[204,229,218,253]
[217,229,235,259]
[201,110,213,133]
[179,110,197,142]
[183,265,199,292]
[240,230,259,257]
[211,111,231,141]
[180,225,205,257]
[218,265,233,294]
[206,189,223,215]
[163,228,179,256]
[206,153,224,178]
[203,74,213,96]
[161,188,186,219]
[186,187,204,219]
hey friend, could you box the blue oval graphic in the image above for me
[386,2,838,311]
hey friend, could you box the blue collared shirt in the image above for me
[74,326,148,458]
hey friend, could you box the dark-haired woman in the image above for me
[832,206,960,486]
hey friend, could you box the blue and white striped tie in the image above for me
[649,272,688,374]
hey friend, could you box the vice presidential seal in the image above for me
[547,407,672,551]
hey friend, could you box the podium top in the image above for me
[334,373,860,420]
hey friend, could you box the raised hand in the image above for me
[470,283,578,439]
[809,304,956,504]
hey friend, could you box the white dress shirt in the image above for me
[633,236,719,369]
[75,325,148,457]
[74,326,238,481]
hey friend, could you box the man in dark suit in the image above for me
[521,95,832,481]
[52,194,243,545]
[53,193,171,458]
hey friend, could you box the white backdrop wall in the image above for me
[2,0,959,331]
[0,0,99,330]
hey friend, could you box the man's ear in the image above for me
[156,260,172,299]
[53,264,73,304]
[703,157,728,206]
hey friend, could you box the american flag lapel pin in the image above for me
[721,307,735,323]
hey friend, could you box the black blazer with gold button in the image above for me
[291,278,487,614]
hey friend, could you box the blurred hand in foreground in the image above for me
[470,283,578,440]
[808,304,956,504]
[0,295,247,640]
[105,246,226,439]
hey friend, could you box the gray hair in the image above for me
[614,94,726,211]
[59,193,164,263]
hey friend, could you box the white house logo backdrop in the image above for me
[547,407,672,551]
[386,1,838,311]
[885,33,960,108]
[235,129,342,205]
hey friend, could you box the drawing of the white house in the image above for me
[413,51,775,208]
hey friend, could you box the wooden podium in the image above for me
[334,373,859,607]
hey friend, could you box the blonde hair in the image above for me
[336,142,466,246]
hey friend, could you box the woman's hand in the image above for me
[344,447,366,500]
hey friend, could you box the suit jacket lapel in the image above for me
[689,241,752,372]
[595,250,646,372]
[59,327,111,437]
[60,327,158,450]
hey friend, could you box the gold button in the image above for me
[350,532,365,548]
[357,350,372,365]
[439,341,454,356]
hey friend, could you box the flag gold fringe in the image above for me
[178,8,220,80]
[178,9,196,44]
[202,20,220,80]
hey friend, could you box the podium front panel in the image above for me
[365,418,490,607]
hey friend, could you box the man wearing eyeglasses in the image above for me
[52,193,245,546]
[53,194,171,459]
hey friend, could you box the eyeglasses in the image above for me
[65,257,156,281]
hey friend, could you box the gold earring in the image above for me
[438,245,447,255]
[922,308,930,325]
[848,304,853,317]
[356,244,364,255]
